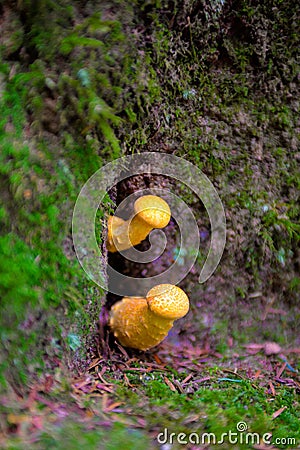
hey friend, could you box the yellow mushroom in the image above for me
[109,284,189,350]
[106,195,171,252]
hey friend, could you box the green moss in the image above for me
[111,370,299,449]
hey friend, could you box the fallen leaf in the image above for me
[265,308,287,316]
[244,343,264,354]
[88,358,102,370]
[264,342,281,356]
[104,402,124,412]
[182,373,193,384]
[272,406,287,419]
[276,362,287,378]
[7,414,28,424]
[268,381,276,396]
[248,292,263,298]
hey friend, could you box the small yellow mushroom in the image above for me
[109,284,189,351]
[106,195,171,252]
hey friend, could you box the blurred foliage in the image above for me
[1,419,152,450]
[0,59,106,390]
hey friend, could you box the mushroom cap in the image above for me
[134,195,171,229]
[146,284,189,320]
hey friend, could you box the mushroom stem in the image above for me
[107,195,171,253]
[109,284,189,351]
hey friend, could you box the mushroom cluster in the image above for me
[107,195,171,253]
[106,194,190,350]
[109,284,189,351]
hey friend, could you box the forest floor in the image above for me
[0,1,299,449]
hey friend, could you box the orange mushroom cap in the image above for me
[133,195,171,229]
